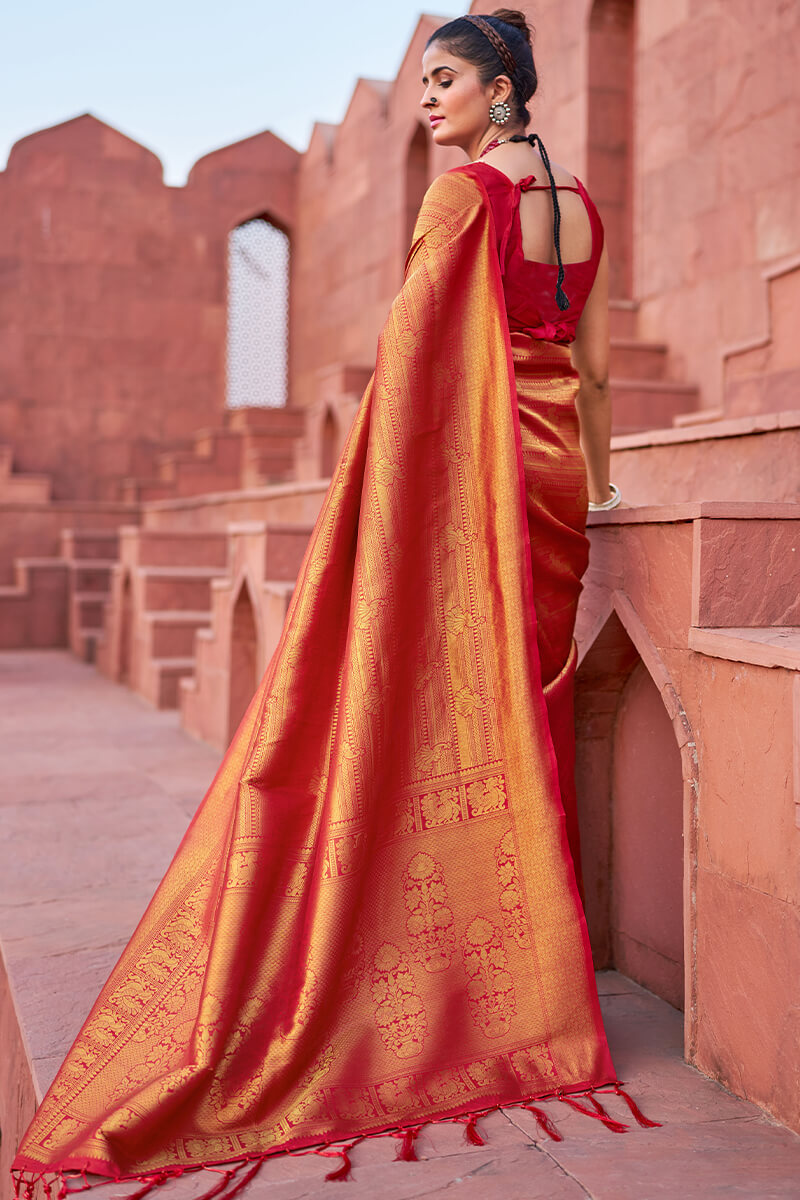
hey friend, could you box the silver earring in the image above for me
[489,100,511,125]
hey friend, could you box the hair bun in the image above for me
[490,8,533,46]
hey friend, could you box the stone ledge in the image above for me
[588,500,800,525]
[688,626,800,670]
[611,409,800,450]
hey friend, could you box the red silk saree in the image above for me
[13,167,648,1199]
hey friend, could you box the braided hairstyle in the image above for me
[425,9,537,128]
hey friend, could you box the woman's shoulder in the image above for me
[415,165,498,229]
[478,142,580,189]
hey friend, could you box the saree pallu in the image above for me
[13,168,622,1198]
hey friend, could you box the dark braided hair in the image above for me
[509,133,570,311]
[427,11,570,311]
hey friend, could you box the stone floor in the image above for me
[2,650,799,1200]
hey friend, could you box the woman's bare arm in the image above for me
[570,243,613,506]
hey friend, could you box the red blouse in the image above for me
[459,160,605,345]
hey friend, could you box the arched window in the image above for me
[228,582,259,742]
[226,218,289,408]
[321,408,338,479]
[405,124,430,254]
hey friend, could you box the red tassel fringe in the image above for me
[12,1082,661,1195]
[521,1103,563,1141]
[319,1146,353,1182]
[462,1114,486,1146]
[604,1083,663,1128]
[557,1091,629,1133]
[394,1127,421,1161]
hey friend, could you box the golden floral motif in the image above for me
[495,829,532,948]
[375,1075,420,1114]
[286,1090,330,1128]
[463,1057,498,1089]
[424,1069,464,1104]
[370,942,427,1059]
[331,1087,379,1121]
[403,852,455,972]
[462,917,516,1038]
[206,995,269,1123]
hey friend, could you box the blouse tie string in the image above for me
[508,132,571,311]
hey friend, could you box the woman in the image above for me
[13,11,652,1199]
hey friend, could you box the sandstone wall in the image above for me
[0,115,298,501]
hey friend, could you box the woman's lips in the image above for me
[429,115,444,126]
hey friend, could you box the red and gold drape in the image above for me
[13,167,616,1195]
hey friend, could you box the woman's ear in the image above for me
[490,74,514,105]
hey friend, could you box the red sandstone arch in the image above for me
[575,592,697,1031]
[320,407,339,479]
[405,123,431,254]
[118,571,133,686]
[587,0,635,298]
[228,577,260,744]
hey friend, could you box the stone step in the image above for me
[122,530,228,569]
[67,561,115,592]
[143,610,212,657]
[122,530,227,569]
[245,430,306,455]
[149,657,197,709]
[609,414,800,506]
[139,566,228,612]
[59,530,120,560]
[609,298,638,339]
[609,339,669,381]
[191,429,246,471]
[242,445,298,486]
[120,477,174,503]
[224,406,306,436]
[71,591,106,629]
[0,559,68,648]
[0,445,52,503]
[610,379,700,434]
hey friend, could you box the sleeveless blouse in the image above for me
[462,160,605,345]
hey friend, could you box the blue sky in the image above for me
[1,1,458,185]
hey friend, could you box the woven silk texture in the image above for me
[14,167,616,1187]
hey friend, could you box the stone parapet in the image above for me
[576,500,800,1133]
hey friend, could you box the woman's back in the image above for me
[458,141,606,345]
[481,142,594,266]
